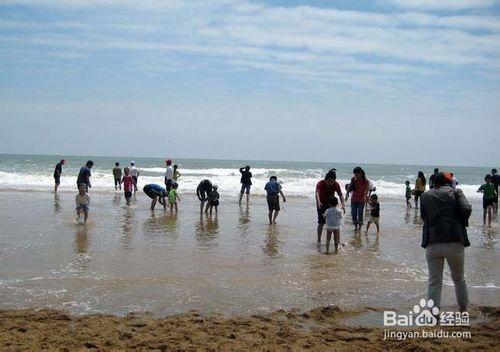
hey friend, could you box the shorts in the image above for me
[368,216,380,225]
[143,185,161,199]
[209,199,219,206]
[317,205,328,224]
[326,226,340,231]
[165,178,173,192]
[54,176,60,185]
[413,190,424,198]
[267,194,280,211]
[240,184,251,194]
[76,204,89,212]
[124,191,132,198]
[483,198,495,209]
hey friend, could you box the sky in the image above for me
[0,0,499,166]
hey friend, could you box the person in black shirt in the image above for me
[492,168,499,213]
[53,159,65,193]
[238,165,252,205]
[429,168,439,189]
[365,194,380,235]
[77,160,94,191]
[197,179,213,213]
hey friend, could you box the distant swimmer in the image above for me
[77,160,94,191]
[75,184,90,223]
[129,161,140,193]
[239,165,252,205]
[143,184,167,211]
[53,159,65,193]
[113,162,122,191]
[197,179,213,213]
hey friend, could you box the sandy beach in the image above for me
[0,190,498,349]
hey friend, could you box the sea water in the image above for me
[0,154,492,198]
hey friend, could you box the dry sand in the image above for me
[1,305,498,351]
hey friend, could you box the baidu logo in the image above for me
[384,299,439,327]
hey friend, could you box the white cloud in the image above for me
[383,0,497,10]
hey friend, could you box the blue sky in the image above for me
[0,0,499,166]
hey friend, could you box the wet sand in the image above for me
[0,190,498,349]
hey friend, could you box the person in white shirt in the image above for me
[164,159,174,193]
[75,184,90,223]
[129,161,140,193]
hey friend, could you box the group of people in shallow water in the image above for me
[53,158,498,313]
[406,167,499,227]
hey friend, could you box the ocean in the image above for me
[0,154,493,199]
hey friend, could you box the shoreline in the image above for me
[1,305,498,350]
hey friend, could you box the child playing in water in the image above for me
[324,197,342,254]
[365,194,380,235]
[478,174,497,227]
[405,181,412,208]
[75,184,90,223]
[122,167,134,206]
[168,183,181,213]
[207,185,220,214]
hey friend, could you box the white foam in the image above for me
[0,170,483,199]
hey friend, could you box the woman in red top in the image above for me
[349,167,369,231]
[316,169,345,244]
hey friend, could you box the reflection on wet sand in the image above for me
[238,203,251,230]
[348,231,380,253]
[413,209,423,226]
[74,224,90,271]
[143,212,170,234]
[120,207,134,250]
[53,194,61,214]
[263,225,282,258]
[195,213,219,250]
[113,193,122,207]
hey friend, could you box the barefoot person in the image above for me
[414,171,426,208]
[316,169,345,244]
[477,174,497,227]
[239,165,252,204]
[77,160,94,191]
[122,167,134,206]
[75,184,90,223]
[143,184,167,211]
[264,176,286,225]
[492,168,499,214]
[324,197,342,254]
[164,159,174,193]
[349,166,369,231]
[197,179,213,213]
[421,172,471,312]
[53,159,65,193]
[129,161,139,193]
[113,162,122,190]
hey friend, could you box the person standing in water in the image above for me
[429,168,439,189]
[239,165,252,204]
[173,164,181,183]
[316,169,345,244]
[53,159,65,193]
[77,160,94,191]
[164,159,174,193]
[349,166,369,231]
[492,168,499,214]
[75,184,90,223]
[478,174,497,227]
[264,176,286,225]
[197,179,213,213]
[129,161,139,193]
[113,162,122,191]
[122,167,134,206]
[414,171,426,208]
